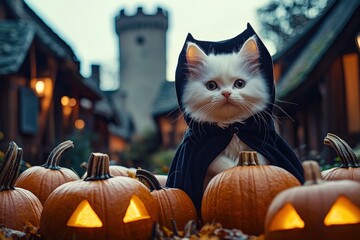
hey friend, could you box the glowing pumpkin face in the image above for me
[40,153,158,240]
[265,161,360,240]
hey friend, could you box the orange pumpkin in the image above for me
[40,152,158,240]
[15,140,80,205]
[0,142,42,231]
[321,133,360,182]
[136,169,197,230]
[265,160,360,240]
[201,151,301,235]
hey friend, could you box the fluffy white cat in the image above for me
[183,36,270,189]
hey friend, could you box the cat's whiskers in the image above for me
[187,102,219,136]
[268,102,294,122]
[248,98,293,126]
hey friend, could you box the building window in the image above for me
[273,63,282,85]
[136,36,145,45]
[342,53,360,133]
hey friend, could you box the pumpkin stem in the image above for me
[303,160,323,185]
[151,222,164,239]
[42,140,74,170]
[0,142,23,191]
[171,219,179,237]
[84,153,112,181]
[238,151,259,166]
[184,220,197,237]
[80,161,88,170]
[324,133,359,168]
[135,169,162,191]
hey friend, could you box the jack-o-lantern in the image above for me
[201,151,301,235]
[265,160,360,240]
[321,133,360,182]
[40,152,158,240]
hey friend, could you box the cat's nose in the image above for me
[222,91,232,98]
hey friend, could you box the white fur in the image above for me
[183,37,269,127]
[183,37,271,190]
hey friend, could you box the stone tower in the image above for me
[115,7,168,134]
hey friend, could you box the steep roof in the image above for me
[0,20,34,74]
[1,0,101,100]
[276,0,360,99]
[5,0,78,62]
[152,80,179,116]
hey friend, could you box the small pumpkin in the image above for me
[265,160,360,240]
[201,151,301,235]
[40,152,158,240]
[15,140,80,205]
[136,169,197,230]
[321,133,360,182]
[0,142,42,231]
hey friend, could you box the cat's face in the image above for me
[182,36,269,127]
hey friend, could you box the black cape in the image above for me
[166,23,304,212]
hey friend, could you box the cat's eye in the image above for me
[206,81,218,91]
[234,79,246,89]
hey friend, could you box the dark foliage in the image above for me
[257,0,329,51]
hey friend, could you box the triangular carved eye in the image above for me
[269,203,305,231]
[324,196,360,226]
[123,195,151,223]
[67,199,103,228]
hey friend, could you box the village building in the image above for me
[274,0,360,161]
[0,0,112,168]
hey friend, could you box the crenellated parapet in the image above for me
[115,7,168,34]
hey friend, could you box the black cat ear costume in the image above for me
[165,23,304,212]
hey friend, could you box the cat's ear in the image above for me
[238,36,259,65]
[186,42,207,68]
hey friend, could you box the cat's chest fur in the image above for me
[203,134,269,190]
[222,134,268,164]
[224,135,251,160]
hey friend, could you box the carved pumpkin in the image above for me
[265,160,360,240]
[201,151,300,235]
[136,169,197,230]
[321,133,360,182]
[15,140,79,205]
[0,142,42,231]
[40,152,158,240]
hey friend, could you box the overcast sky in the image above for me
[24,0,273,90]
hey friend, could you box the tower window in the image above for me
[136,36,145,45]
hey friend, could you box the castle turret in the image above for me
[115,7,168,134]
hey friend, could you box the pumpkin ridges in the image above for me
[265,160,360,240]
[43,177,157,239]
[15,140,80,205]
[41,153,158,240]
[202,151,301,235]
[3,191,36,230]
[0,142,42,231]
[136,169,197,230]
[303,160,324,185]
